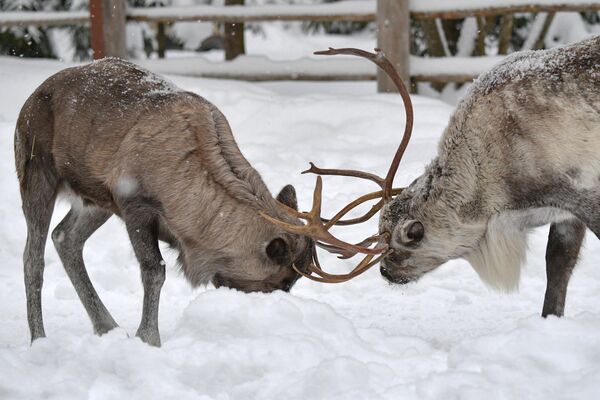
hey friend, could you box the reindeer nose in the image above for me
[380,265,395,282]
[380,264,415,285]
[281,278,295,292]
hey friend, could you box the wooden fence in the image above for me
[1,0,599,92]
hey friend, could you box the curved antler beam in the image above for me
[260,47,415,284]
[314,47,414,202]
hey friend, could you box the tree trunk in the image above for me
[420,19,446,91]
[441,19,462,55]
[420,19,445,57]
[473,16,495,56]
[533,12,555,49]
[157,22,166,59]
[498,14,513,54]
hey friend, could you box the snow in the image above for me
[521,12,550,51]
[411,55,505,78]
[0,10,87,26]
[2,55,600,399]
[455,17,479,57]
[470,36,599,99]
[545,12,599,48]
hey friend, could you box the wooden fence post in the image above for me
[224,0,246,60]
[377,0,410,93]
[90,0,126,59]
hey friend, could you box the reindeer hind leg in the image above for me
[20,163,59,342]
[52,206,118,335]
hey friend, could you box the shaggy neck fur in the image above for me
[419,109,529,292]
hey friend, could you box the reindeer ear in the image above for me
[395,220,425,246]
[276,184,298,211]
[266,237,291,266]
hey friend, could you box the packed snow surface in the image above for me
[1,56,600,399]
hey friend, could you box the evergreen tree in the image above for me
[0,0,54,57]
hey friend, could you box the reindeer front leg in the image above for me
[542,218,586,317]
[120,200,166,347]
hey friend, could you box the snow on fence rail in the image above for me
[0,10,88,28]
[127,1,374,23]
[0,1,374,27]
[126,1,600,22]
[139,54,502,83]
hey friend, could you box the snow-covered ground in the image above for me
[1,55,600,399]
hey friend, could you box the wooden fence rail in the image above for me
[411,2,600,19]
[3,2,600,25]
[1,0,600,91]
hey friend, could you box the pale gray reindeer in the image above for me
[269,37,600,318]
[378,36,600,318]
[15,58,313,346]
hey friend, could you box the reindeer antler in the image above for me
[311,47,414,203]
[261,47,414,283]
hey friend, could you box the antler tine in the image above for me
[260,176,387,256]
[302,162,385,188]
[317,233,389,260]
[321,187,403,227]
[314,47,414,201]
[315,242,356,259]
[293,251,390,283]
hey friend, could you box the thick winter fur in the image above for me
[15,58,311,346]
[380,36,599,314]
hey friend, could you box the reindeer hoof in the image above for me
[136,328,161,347]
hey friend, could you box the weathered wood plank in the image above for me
[90,0,126,59]
[377,0,410,93]
[412,3,600,19]
[224,0,246,60]
[412,74,477,83]
[104,0,126,59]
[89,0,105,59]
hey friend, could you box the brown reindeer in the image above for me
[15,58,314,346]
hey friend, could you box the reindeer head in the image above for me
[378,176,450,285]
[209,184,313,293]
